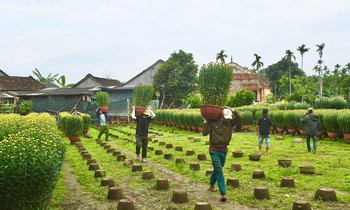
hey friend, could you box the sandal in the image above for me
[208,185,217,192]
[220,194,227,202]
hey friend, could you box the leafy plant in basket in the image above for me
[197,63,233,119]
[96,91,110,112]
[65,115,83,141]
[132,83,154,116]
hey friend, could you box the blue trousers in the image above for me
[306,135,317,152]
[209,148,227,195]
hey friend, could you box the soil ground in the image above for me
[54,141,258,210]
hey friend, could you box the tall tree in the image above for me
[153,50,198,108]
[251,53,264,101]
[263,58,304,100]
[216,50,227,63]
[297,44,309,71]
[284,50,296,94]
[316,43,326,98]
[251,53,264,71]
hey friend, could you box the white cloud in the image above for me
[1,0,349,83]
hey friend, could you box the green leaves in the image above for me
[132,83,154,107]
[198,63,233,105]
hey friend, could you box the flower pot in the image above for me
[99,105,109,112]
[248,153,261,161]
[327,131,338,140]
[134,106,146,116]
[242,125,250,132]
[83,128,89,134]
[287,128,298,136]
[232,150,244,158]
[343,133,350,143]
[278,159,292,167]
[276,127,285,134]
[69,135,80,144]
[200,105,224,119]
[299,165,315,174]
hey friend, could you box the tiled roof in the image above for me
[0,76,45,91]
[73,73,123,88]
[13,87,95,97]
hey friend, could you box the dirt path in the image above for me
[55,133,258,210]
[112,142,257,210]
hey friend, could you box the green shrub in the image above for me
[241,111,253,125]
[17,100,33,115]
[227,89,255,107]
[82,114,91,129]
[182,93,202,108]
[198,63,233,105]
[65,115,83,136]
[193,113,204,127]
[323,111,339,132]
[271,110,285,128]
[0,113,65,209]
[132,83,154,107]
[283,111,299,128]
[95,91,110,106]
[337,110,350,133]
[315,97,347,109]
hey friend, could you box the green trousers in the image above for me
[98,125,109,141]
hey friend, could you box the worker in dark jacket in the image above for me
[132,107,156,162]
[202,107,242,202]
[301,108,320,152]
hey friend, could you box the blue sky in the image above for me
[1,0,349,84]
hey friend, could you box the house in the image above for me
[73,74,123,88]
[0,72,46,113]
[123,59,164,86]
[226,58,271,102]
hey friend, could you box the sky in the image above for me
[1,0,350,84]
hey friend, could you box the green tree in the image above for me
[252,53,264,101]
[251,53,264,71]
[153,50,198,108]
[297,44,309,72]
[216,50,227,63]
[284,50,296,94]
[263,58,305,100]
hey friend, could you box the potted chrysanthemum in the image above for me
[197,63,233,119]
[132,83,154,116]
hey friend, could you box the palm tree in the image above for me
[251,53,264,101]
[251,53,264,72]
[297,44,309,72]
[316,43,326,98]
[216,50,227,63]
[284,50,296,94]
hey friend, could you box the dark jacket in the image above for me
[135,115,152,137]
[301,113,320,136]
[96,108,108,125]
[256,114,273,135]
[202,110,242,147]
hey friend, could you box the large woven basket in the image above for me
[200,105,224,119]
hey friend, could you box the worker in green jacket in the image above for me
[301,108,320,153]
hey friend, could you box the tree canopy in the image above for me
[152,50,198,108]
